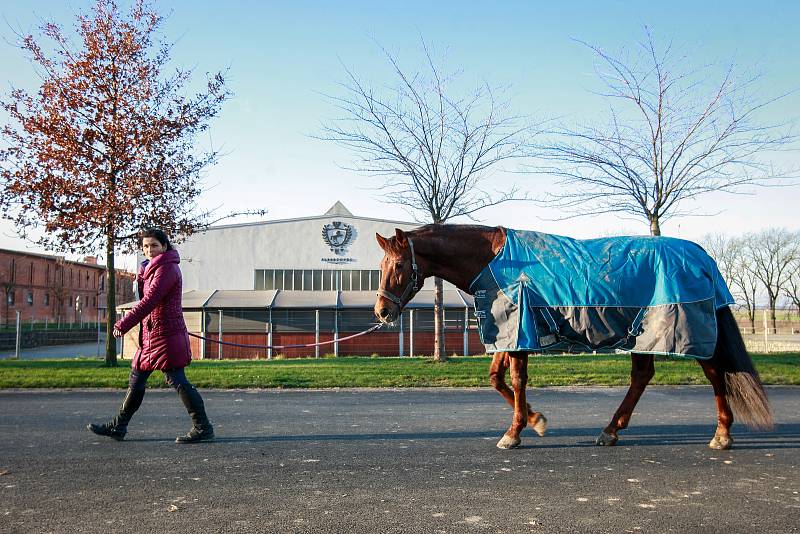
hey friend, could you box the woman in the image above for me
[87,228,214,443]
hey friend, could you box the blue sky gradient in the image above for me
[1,1,798,266]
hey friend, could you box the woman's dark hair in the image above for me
[139,228,173,250]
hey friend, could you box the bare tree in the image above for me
[744,228,799,334]
[702,233,760,333]
[782,256,800,324]
[535,28,795,236]
[320,43,533,361]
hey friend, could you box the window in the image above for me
[371,270,380,291]
[361,270,371,291]
[27,292,33,305]
[252,269,383,291]
[44,294,50,306]
[264,270,274,290]
[313,270,322,291]
[7,291,14,305]
[293,270,302,290]
[254,270,265,290]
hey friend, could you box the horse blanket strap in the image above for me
[469,229,735,360]
[377,238,419,306]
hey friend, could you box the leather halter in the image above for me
[376,238,419,308]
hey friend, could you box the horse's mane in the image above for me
[384,224,500,254]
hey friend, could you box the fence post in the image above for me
[96,308,101,358]
[763,309,769,354]
[267,307,273,360]
[15,311,21,359]
[119,311,125,360]
[398,312,404,357]
[315,309,320,358]
[409,309,414,358]
[218,309,223,360]
[463,307,469,356]
[200,309,206,360]
[334,309,339,357]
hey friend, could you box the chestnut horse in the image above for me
[374,225,773,450]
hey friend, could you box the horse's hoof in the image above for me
[496,434,521,449]
[531,414,548,437]
[708,434,733,450]
[595,430,618,446]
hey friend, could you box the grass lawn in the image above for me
[0,353,798,389]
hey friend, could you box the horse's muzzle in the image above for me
[374,301,399,324]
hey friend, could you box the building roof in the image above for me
[192,200,418,232]
[0,247,134,274]
[205,290,277,308]
[324,201,353,217]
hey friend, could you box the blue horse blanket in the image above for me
[469,229,735,359]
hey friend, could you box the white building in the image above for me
[179,200,442,293]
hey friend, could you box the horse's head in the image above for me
[374,228,421,324]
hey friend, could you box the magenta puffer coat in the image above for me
[115,249,191,371]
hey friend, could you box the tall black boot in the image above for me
[87,387,145,441]
[175,384,214,444]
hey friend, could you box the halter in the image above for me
[376,238,419,307]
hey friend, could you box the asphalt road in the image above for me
[0,386,798,533]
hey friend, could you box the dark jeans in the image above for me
[129,367,191,391]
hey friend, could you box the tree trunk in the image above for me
[649,216,661,237]
[105,230,118,366]
[770,301,778,335]
[433,276,446,362]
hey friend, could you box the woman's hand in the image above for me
[113,326,122,338]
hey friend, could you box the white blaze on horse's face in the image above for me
[374,230,416,324]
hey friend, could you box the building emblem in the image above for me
[322,221,354,256]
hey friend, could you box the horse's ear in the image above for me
[375,233,389,250]
[394,228,407,247]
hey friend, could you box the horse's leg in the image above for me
[596,354,655,446]
[699,360,734,450]
[489,352,547,441]
[495,353,536,449]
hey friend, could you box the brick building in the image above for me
[0,248,135,327]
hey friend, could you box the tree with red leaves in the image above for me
[1,1,232,365]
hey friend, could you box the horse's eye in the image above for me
[395,262,404,269]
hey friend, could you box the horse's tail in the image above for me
[712,306,774,430]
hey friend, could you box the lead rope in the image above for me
[188,323,383,350]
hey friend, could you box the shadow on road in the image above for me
[116,423,800,449]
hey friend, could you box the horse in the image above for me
[374,224,773,450]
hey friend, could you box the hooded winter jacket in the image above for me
[115,249,191,371]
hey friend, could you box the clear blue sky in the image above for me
[1,0,798,268]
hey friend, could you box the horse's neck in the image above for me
[414,226,504,292]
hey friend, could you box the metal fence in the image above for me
[0,311,105,358]
[117,307,482,359]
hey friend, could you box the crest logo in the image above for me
[322,221,354,256]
